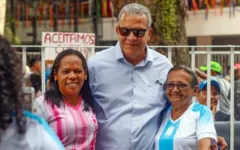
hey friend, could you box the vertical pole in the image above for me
[41,47,46,93]
[168,47,172,62]
[191,47,195,70]
[207,47,211,108]
[230,46,235,150]
[22,47,27,73]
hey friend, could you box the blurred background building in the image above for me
[4,0,240,72]
[4,0,240,46]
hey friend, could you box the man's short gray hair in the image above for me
[118,3,152,28]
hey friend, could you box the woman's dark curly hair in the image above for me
[0,35,26,134]
[45,49,94,111]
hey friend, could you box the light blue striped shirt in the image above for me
[88,42,172,150]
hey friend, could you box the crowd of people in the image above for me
[0,3,231,150]
[197,60,240,121]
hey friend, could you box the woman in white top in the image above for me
[155,66,217,150]
[0,35,64,150]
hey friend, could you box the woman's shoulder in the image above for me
[191,102,211,113]
[24,111,64,149]
[34,95,56,110]
[0,111,64,150]
[191,102,213,121]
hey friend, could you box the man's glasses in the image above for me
[164,83,192,91]
[118,27,147,37]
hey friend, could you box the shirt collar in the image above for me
[115,41,154,63]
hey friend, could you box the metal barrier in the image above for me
[13,45,240,150]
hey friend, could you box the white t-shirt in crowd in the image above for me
[155,102,217,150]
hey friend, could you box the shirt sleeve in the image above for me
[22,111,64,150]
[33,96,49,121]
[87,57,95,91]
[196,106,217,144]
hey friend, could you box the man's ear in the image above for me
[147,28,153,41]
[116,26,120,35]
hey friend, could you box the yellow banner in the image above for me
[0,0,6,35]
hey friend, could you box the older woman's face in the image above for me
[54,54,87,98]
[166,70,195,105]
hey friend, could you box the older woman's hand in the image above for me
[217,136,228,150]
[211,136,228,150]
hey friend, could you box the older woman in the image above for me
[155,66,217,150]
[34,49,98,150]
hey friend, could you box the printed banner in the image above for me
[42,32,95,60]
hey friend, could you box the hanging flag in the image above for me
[71,2,74,27]
[25,2,30,28]
[220,0,224,16]
[109,0,115,28]
[228,0,231,5]
[82,2,87,23]
[66,0,71,28]
[21,1,25,28]
[78,1,82,24]
[60,0,65,27]
[49,1,53,27]
[38,0,44,27]
[228,0,232,18]
[15,2,20,28]
[101,0,104,17]
[43,2,48,28]
[102,0,108,17]
[110,0,114,17]
[205,0,210,19]
[232,0,236,17]
[192,0,198,15]
[97,0,102,17]
[199,0,204,7]
[211,0,217,15]
[185,0,189,20]
[107,0,112,17]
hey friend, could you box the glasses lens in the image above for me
[165,83,174,90]
[118,27,147,37]
[178,83,188,90]
[165,83,189,90]
[133,29,146,37]
[118,27,130,36]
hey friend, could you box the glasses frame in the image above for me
[164,83,194,91]
[118,26,147,38]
